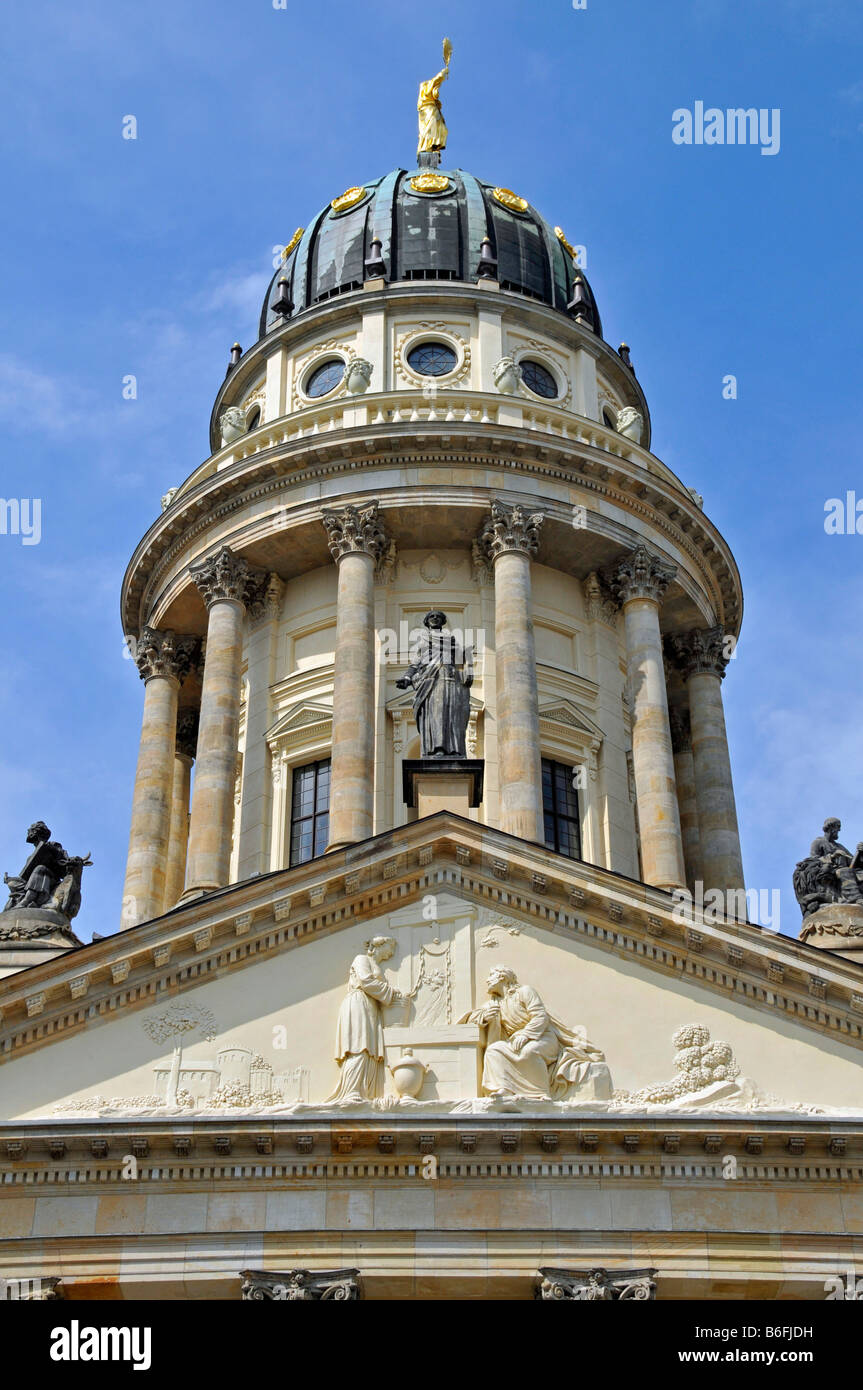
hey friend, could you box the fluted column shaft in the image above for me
[122,629,197,926]
[671,628,744,894]
[607,546,685,891]
[322,502,389,850]
[184,547,267,896]
[476,501,545,842]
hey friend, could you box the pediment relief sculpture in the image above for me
[459,966,611,1104]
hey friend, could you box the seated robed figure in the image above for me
[460,965,610,1102]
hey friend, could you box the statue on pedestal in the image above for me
[460,966,610,1102]
[793,817,863,920]
[2,822,91,920]
[396,610,473,758]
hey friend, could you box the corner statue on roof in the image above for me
[2,821,91,920]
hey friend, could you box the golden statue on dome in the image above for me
[417,37,452,167]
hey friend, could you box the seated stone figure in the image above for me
[3,822,90,919]
[460,965,611,1101]
[794,817,863,919]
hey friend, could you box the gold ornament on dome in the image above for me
[555,226,577,259]
[493,186,529,213]
[281,227,304,260]
[410,172,450,194]
[330,185,367,214]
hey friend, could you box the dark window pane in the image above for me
[407,341,457,377]
[541,758,581,861]
[306,359,345,398]
[289,758,332,866]
[520,358,558,399]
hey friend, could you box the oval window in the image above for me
[306,359,345,398]
[406,341,458,377]
[245,406,261,432]
[519,359,558,399]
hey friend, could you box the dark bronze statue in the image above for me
[396,611,473,758]
[2,821,91,920]
[793,817,863,919]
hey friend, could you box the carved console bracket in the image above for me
[536,1266,657,1301]
[240,1268,360,1301]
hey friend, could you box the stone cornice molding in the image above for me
[189,546,268,612]
[604,544,677,606]
[123,439,738,640]
[1,1117,863,1191]
[321,501,389,564]
[475,499,544,562]
[669,626,729,681]
[2,815,863,1065]
[134,627,199,684]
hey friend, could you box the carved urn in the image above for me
[389,1049,427,1099]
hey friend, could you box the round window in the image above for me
[519,359,558,399]
[305,359,345,399]
[406,341,458,377]
[245,406,261,432]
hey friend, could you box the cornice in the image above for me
[0,815,860,1067]
[123,435,740,640]
[0,1114,861,1190]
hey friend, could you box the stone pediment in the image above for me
[1,815,863,1126]
[538,699,603,744]
[265,701,332,749]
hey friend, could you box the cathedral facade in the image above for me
[1,121,861,1302]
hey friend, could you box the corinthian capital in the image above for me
[321,501,389,564]
[189,546,267,611]
[604,545,677,606]
[669,626,730,680]
[135,627,199,684]
[475,500,544,564]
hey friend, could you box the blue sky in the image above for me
[0,0,861,940]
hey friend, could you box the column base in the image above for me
[403,759,484,818]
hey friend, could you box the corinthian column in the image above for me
[122,628,198,926]
[605,545,685,891]
[322,502,389,850]
[669,707,702,892]
[476,500,545,842]
[183,547,267,897]
[670,627,744,894]
[163,708,198,910]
